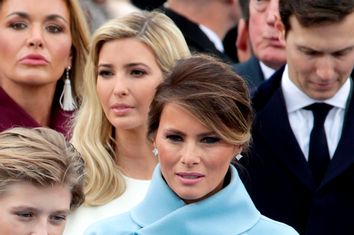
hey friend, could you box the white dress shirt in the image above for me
[281,65,351,160]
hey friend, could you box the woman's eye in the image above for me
[201,136,220,144]
[46,25,63,33]
[131,69,146,77]
[166,134,183,142]
[9,22,27,30]
[98,70,114,78]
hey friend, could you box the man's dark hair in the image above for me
[280,0,354,34]
[239,0,250,21]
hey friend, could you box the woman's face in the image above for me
[0,182,71,235]
[0,0,72,90]
[155,103,240,204]
[96,38,163,131]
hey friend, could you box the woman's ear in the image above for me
[152,139,159,158]
[67,51,73,68]
[235,144,243,153]
[232,145,244,161]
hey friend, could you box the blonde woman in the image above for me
[0,0,89,137]
[64,11,190,234]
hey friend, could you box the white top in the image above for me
[63,176,150,235]
[281,65,351,160]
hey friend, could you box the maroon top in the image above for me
[0,87,73,138]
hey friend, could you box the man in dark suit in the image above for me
[234,0,286,91]
[240,0,354,234]
[161,0,240,63]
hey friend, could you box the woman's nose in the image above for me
[27,26,44,49]
[180,143,201,167]
[113,76,129,97]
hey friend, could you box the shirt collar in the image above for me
[199,24,224,52]
[281,64,351,113]
[259,61,276,80]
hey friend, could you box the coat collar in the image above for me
[0,86,72,137]
[130,165,261,235]
[255,87,316,189]
[322,82,354,186]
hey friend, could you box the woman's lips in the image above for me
[20,54,48,65]
[176,172,205,185]
[111,104,134,116]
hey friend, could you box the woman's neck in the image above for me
[115,127,158,180]
[2,83,56,126]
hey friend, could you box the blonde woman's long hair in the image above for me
[71,11,190,206]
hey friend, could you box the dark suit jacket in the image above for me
[233,56,265,92]
[240,67,354,235]
[161,7,232,63]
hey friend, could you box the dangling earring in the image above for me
[152,147,159,157]
[235,153,243,161]
[60,66,77,111]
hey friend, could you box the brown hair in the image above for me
[0,127,85,210]
[239,0,250,21]
[280,0,354,35]
[63,0,90,102]
[148,54,253,148]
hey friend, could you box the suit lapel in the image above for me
[321,81,354,187]
[256,86,315,190]
[254,70,354,191]
[249,57,266,85]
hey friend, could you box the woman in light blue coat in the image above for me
[85,55,299,235]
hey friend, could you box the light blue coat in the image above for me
[85,165,299,235]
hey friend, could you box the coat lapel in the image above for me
[256,87,315,190]
[131,165,261,235]
[321,82,354,187]
[255,72,354,190]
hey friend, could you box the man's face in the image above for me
[284,13,354,100]
[248,0,286,69]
